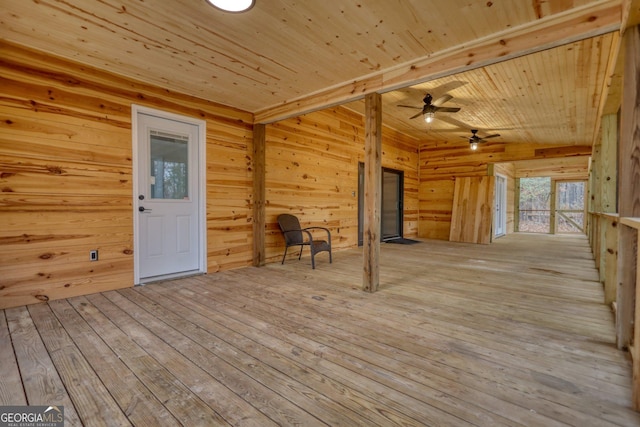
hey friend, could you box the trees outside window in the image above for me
[518,177,551,233]
[518,178,585,233]
[556,181,585,233]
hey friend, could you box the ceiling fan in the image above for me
[463,129,500,150]
[398,93,461,123]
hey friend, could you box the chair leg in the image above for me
[281,246,288,265]
[298,245,304,260]
[329,249,332,264]
[311,251,316,269]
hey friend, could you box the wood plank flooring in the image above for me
[2,233,640,426]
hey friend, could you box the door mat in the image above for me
[384,238,420,244]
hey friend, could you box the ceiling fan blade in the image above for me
[434,107,461,113]
[397,105,422,109]
[437,115,472,129]
[409,111,425,119]
[483,134,501,139]
[432,94,453,107]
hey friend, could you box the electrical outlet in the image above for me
[89,250,98,261]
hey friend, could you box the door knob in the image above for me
[139,206,146,212]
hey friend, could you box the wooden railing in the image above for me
[589,213,619,305]
[620,217,640,410]
[588,212,640,409]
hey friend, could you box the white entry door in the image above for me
[494,174,507,237]
[135,110,204,282]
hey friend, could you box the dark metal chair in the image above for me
[277,214,332,269]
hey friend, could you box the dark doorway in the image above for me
[358,163,404,246]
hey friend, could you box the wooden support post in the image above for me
[619,225,638,349]
[601,114,618,213]
[514,178,521,232]
[252,123,266,267]
[619,25,640,408]
[616,25,640,351]
[363,93,382,293]
[596,216,602,282]
[590,144,601,252]
[632,223,640,411]
[550,179,557,234]
[598,115,619,292]
[604,216,619,306]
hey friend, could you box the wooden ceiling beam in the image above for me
[596,0,640,118]
[595,0,639,137]
[255,1,622,124]
[622,0,640,31]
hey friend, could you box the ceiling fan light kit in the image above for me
[463,129,500,150]
[398,93,461,122]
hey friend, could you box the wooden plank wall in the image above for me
[419,141,591,240]
[264,107,420,263]
[514,157,591,180]
[0,42,254,308]
[0,42,422,308]
[449,176,494,244]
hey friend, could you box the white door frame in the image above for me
[131,105,207,285]
[494,173,507,238]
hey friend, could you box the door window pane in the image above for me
[150,130,189,199]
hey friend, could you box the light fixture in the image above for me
[206,0,255,12]
[424,112,435,124]
[470,141,478,151]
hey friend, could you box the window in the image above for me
[149,130,189,200]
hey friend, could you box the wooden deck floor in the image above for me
[2,233,639,426]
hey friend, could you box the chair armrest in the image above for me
[282,228,314,243]
[303,227,331,244]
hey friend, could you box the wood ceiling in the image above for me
[1,0,631,146]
